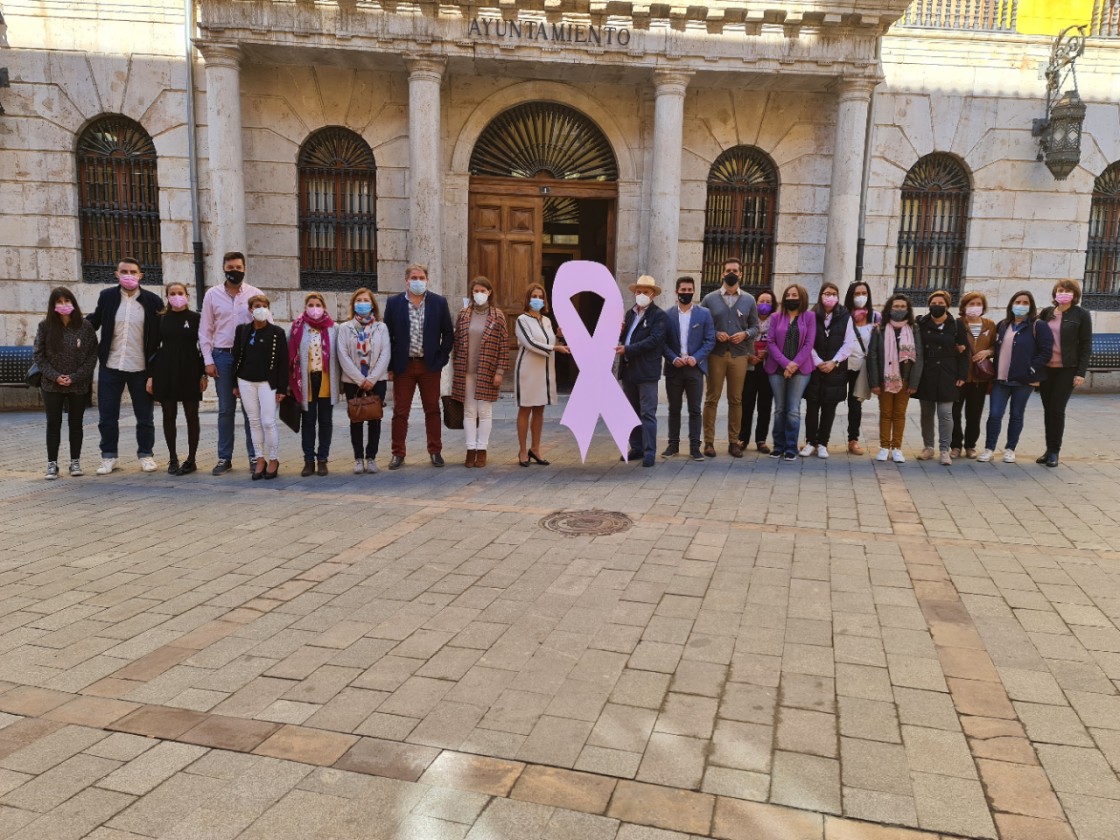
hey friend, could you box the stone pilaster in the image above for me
[823,77,877,294]
[198,42,246,278]
[647,69,692,296]
[406,56,447,293]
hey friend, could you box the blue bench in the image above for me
[1089,334,1120,371]
[0,347,34,386]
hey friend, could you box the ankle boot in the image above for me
[301,459,314,477]
[465,450,477,468]
[475,450,487,468]
[317,460,328,476]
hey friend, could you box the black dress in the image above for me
[150,310,205,404]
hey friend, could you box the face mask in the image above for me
[408,279,427,296]
[822,295,839,309]
[1011,304,1030,318]
[225,270,245,285]
[635,293,651,309]
[529,298,545,312]
[890,309,908,322]
[723,273,739,288]
[852,309,868,320]
[168,294,188,309]
[354,302,373,317]
[118,275,139,291]
[252,307,270,323]
[783,298,800,311]
[928,305,946,318]
[677,292,694,306]
[854,295,868,308]
[306,305,325,319]
[966,306,983,319]
[54,303,75,316]
[473,292,489,307]
[1055,292,1074,305]
[757,303,772,317]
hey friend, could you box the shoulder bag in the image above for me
[966,328,995,382]
[348,391,383,423]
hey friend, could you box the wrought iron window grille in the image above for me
[1085,162,1120,311]
[894,153,971,301]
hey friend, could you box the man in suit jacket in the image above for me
[662,276,716,461]
[85,257,163,475]
[618,275,668,468]
[382,263,455,469]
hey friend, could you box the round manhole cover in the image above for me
[539,509,633,537]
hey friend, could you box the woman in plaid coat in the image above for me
[451,277,509,468]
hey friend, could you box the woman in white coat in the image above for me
[515,283,570,466]
[337,288,390,474]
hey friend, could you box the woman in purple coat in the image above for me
[765,284,817,461]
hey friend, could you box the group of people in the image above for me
[32,253,1093,479]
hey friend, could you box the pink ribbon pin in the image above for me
[552,261,639,462]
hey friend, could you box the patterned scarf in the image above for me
[882,320,916,394]
[288,310,334,403]
[353,314,375,378]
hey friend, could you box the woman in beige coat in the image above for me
[515,283,569,466]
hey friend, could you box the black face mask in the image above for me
[928,305,946,318]
[890,310,909,322]
[783,298,800,311]
[677,292,693,305]
[225,270,245,285]
[723,273,739,287]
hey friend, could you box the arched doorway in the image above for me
[468,102,619,388]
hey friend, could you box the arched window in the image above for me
[702,146,779,296]
[1085,162,1120,310]
[77,115,162,284]
[298,127,378,291]
[894,153,971,298]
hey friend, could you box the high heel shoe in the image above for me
[528,450,550,466]
[518,452,530,467]
[251,459,265,481]
[264,459,279,480]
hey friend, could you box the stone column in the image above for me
[647,70,692,293]
[199,43,246,274]
[406,56,446,292]
[823,77,877,292]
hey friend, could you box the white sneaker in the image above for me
[354,459,365,475]
[891,448,905,463]
[799,444,815,457]
[1002,449,1016,463]
[876,448,890,462]
[139,457,158,472]
[817,445,829,459]
[69,459,83,477]
[95,458,119,475]
[977,449,993,462]
[45,461,59,480]
[365,459,379,474]
[940,451,952,466]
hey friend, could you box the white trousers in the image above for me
[463,376,494,450]
[239,379,279,461]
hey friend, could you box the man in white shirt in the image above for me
[86,257,164,474]
[661,277,716,460]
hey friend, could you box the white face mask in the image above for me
[473,292,489,307]
[854,295,868,308]
[252,307,270,323]
[635,293,651,309]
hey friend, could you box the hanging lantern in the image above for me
[1032,26,1087,182]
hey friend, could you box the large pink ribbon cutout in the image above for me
[552,261,640,462]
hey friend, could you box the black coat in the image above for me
[916,314,968,402]
[805,305,851,405]
[149,310,206,404]
[233,322,289,394]
[85,285,163,374]
[1039,305,1093,377]
[619,304,668,385]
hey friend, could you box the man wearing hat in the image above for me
[617,275,668,467]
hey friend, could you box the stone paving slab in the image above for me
[0,394,1117,837]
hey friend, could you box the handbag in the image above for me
[347,392,383,423]
[442,395,464,430]
[25,362,41,389]
[278,395,301,433]
[966,329,995,382]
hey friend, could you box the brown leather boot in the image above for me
[475,450,487,468]
[465,450,477,468]
[301,460,314,477]
[317,460,328,476]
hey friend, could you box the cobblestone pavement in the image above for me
[0,393,1118,840]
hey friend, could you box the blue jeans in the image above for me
[985,381,1033,451]
[302,372,334,461]
[769,372,811,455]
[622,380,658,460]
[98,367,155,459]
[213,348,256,462]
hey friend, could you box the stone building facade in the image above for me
[1,0,1119,389]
